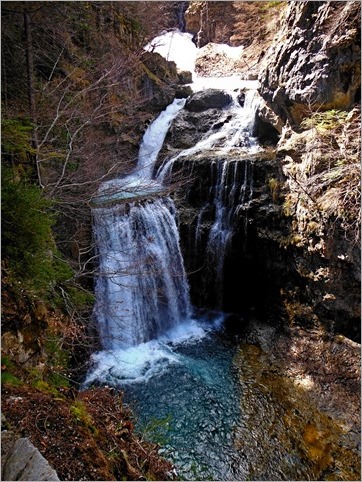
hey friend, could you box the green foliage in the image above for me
[1,168,73,296]
[44,333,71,387]
[301,109,349,133]
[1,356,23,386]
[1,371,23,386]
[70,400,88,422]
[64,286,95,309]
[27,353,70,395]
[70,400,97,434]
[31,379,59,395]
[1,355,13,369]
[1,118,36,159]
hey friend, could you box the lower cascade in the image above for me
[92,198,191,350]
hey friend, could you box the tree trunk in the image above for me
[24,7,42,186]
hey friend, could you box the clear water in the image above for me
[85,313,249,480]
[86,315,360,481]
[118,318,245,481]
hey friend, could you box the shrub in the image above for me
[1,168,73,296]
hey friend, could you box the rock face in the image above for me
[184,1,236,47]
[194,42,246,77]
[1,433,60,481]
[141,51,192,113]
[275,107,361,340]
[258,1,361,127]
[162,61,360,341]
[171,151,291,320]
[184,1,284,79]
[155,91,235,168]
[159,96,292,319]
[244,0,362,340]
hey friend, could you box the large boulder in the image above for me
[1,433,60,481]
[185,89,232,112]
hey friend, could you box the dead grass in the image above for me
[2,383,173,481]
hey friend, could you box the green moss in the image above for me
[70,400,97,434]
[268,177,282,203]
[31,379,59,395]
[141,63,163,87]
[1,355,13,369]
[64,286,95,309]
[261,1,283,9]
[1,371,23,386]
[1,167,89,309]
[1,356,23,386]
[301,109,349,133]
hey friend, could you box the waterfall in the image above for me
[137,98,186,180]
[154,89,258,309]
[93,198,191,350]
[89,29,260,376]
[205,159,254,308]
[95,98,185,205]
[92,98,189,350]
[156,90,259,182]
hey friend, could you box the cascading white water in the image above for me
[156,89,259,182]
[204,158,254,307]
[92,98,189,350]
[153,88,259,309]
[84,30,357,482]
[95,98,185,205]
[137,99,186,180]
[93,198,191,350]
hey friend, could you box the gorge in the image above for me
[85,27,360,480]
[1,2,360,481]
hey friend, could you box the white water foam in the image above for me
[156,89,260,182]
[94,98,186,205]
[89,29,260,387]
[84,316,223,386]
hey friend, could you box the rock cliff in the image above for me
[258,1,361,127]
[163,1,361,340]
[256,0,361,339]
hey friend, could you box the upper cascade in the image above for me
[94,98,185,205]
[137,98,186,180]
[156,89,260,182]
[94,29,261,207]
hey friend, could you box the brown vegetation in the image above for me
[2,383,173,481]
